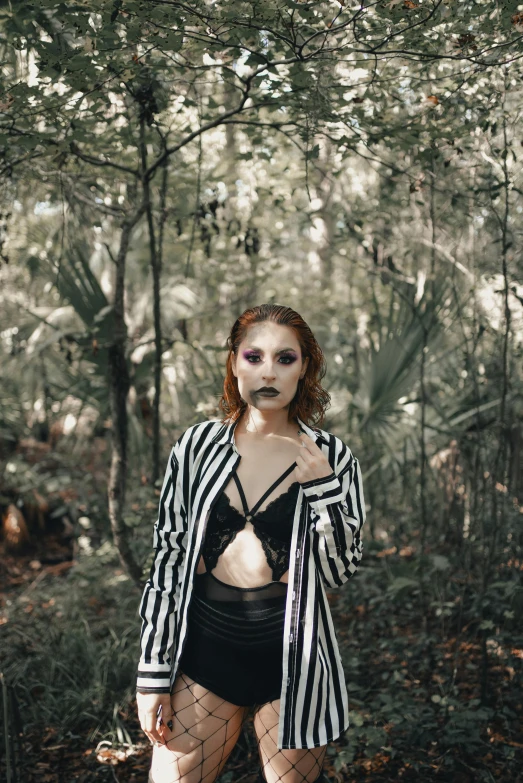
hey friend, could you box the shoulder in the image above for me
[172,420,224,458]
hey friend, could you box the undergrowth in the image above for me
[2,528,522,781]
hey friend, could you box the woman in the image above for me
[136,304,366,783]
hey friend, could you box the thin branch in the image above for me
[68,142,139,177]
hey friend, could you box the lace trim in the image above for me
[202,525,242,572]
[201,483,298,578]
[252,528,291,581]
[225,481,300,520]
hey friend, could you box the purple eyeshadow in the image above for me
[242,350,298,363]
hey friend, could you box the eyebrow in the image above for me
[246,346,298,355]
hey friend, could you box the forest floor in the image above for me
[1,513,522,782]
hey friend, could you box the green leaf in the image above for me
[387,577,419,593]
[478,620,495,630]
[431,554,451,571]
[164,32,183,51]
[244,52,268,66]
[306,144,320,160]
[290,70,310,88]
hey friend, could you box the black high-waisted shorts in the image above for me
[178,571,288,707]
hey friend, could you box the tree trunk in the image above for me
[107,208,145,587]
[140,117,164,485]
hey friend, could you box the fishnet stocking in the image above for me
[149,672,248,783]
[149,673,327,783]
[253,699,327,783]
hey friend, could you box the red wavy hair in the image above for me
[217,304,331,427]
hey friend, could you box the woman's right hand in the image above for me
[136,691,174,746]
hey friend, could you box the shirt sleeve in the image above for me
[136,441,188,693]
[301,451,366,588]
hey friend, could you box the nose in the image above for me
[257,356,277,374]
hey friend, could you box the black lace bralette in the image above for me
[201,462,300,582]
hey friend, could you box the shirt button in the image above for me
[317,488,324,497]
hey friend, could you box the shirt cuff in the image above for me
[300,471,336,489]
[137,667,172,692]
[300,472,343,504]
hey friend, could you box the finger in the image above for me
[147,730,165,747]
[141,713,164,744]
[294,460,313,485]
[141,717,161,743]
[158,718,172,739]
[299,432,322,453]
[161,696,174,721]
[150,726,165,744]
[294,453,309,473]
[297,445,313,465]
[159,697,174,733]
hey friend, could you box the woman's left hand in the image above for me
[295,431,334,484]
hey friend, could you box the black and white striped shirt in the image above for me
[137,416,366,750]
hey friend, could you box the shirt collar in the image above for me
[210,415,329,447]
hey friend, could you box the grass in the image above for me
[2,524,522,782]
[2,541,142,744]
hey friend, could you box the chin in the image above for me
[252,398,286,409]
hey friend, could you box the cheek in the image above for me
[235,366,257,387]
[237,362,253,377]
[282,369,301,389]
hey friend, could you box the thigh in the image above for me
[253,699,327,783]
[150,671,248,783]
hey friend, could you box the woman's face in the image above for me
[231,321,309,414]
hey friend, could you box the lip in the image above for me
[257,390,280,396]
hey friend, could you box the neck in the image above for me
[237,409,299,439]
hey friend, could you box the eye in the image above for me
[245,354,296,364]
